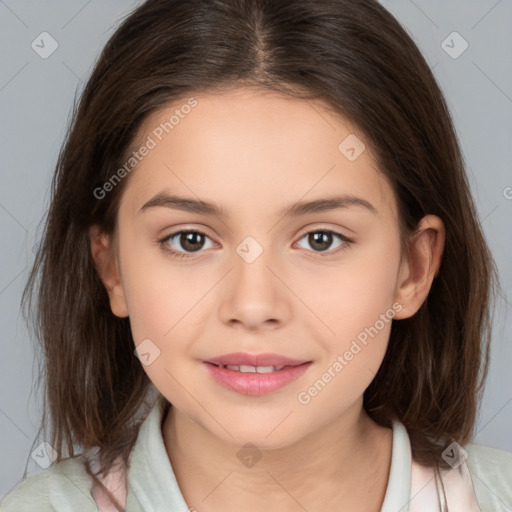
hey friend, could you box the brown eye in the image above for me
[161,230,215,255]
[178,232,206,252]
[296,230,351,254]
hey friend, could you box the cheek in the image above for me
[297,268,397,420]
[119,230,201,339]
[120,249,204,395]
[316,233,401,340]
[305,232,401,395]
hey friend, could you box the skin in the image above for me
[90,86,445,511]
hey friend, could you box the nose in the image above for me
[217,240,292,331]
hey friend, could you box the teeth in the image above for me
[222,364,286,373]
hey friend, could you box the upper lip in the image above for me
[204,352,310,367]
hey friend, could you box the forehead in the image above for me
[119,87,397,221]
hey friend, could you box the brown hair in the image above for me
[22,0,498,479]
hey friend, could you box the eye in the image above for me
[295,229,352,255]
[159,228,352,260]
[159,230,216,258]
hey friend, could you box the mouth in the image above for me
[202,359,313,396]
[204,352,310,369]
[205,362,296,373]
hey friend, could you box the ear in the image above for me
[89,225,129,318]
[393,215,445,319]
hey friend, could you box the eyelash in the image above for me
[158,228,353,260]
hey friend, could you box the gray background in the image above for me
[0,0,511,498]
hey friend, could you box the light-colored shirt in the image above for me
[2,395,512,511]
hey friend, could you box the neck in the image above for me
[162,400,393,512]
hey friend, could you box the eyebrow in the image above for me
[138,192,377,218]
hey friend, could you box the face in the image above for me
[96,86,418,449]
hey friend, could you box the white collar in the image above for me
[113,397,479,511]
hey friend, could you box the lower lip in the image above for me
[202,362,312,396]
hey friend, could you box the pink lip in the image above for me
[202,361,313,396]
[204,352,309,367]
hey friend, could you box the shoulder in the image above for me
[1,456,97,512]
[465,442,512,510]
[1,470,50,511]
[465,442,512,476]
